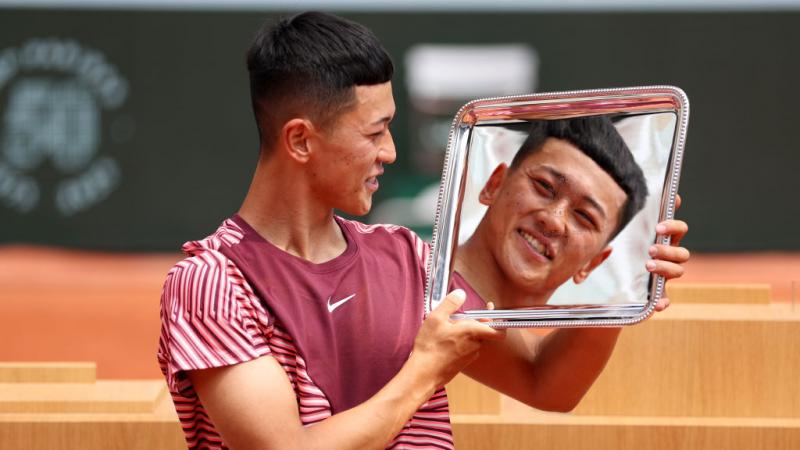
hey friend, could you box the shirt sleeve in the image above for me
[157,248,273,394]
[407,228,431,276]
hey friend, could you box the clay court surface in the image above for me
[1,245,798,379]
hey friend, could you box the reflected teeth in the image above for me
[520,230,550,259]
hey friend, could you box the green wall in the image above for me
[0,9,798,251]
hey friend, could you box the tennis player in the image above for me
[158,12,689,450]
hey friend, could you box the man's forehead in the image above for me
[517,139,613,189]
[353,82,395,121]
[513,139,628,220]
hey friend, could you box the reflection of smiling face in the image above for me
[477,137,628,300]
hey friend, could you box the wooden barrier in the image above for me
[0,362,96,383]
[574,303,800,417]
[0,401,186,450]
[0,381,168,414]
[666,283,772,304]
[446,373,502,415]
[451,413,800,450]
[448,303,800,418]
[0,362,184,450]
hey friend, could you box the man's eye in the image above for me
[576,210,597,229]
[534,179,555,196]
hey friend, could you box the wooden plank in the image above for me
[646,303,798,321]
[0,420,186,450]
[452,413,800,450]
[446,374,501,414]
[0,362,96,383]
[573,303,800,417]
[0,381,167,414]
[0,386,185,450]
[666,283,771,304]
[447,304,800,417]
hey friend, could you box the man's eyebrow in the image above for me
[582,195,607,220]
[370,115,393,126]
[541,165,607,220]
[542,166,567,185]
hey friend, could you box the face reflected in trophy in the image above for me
[455,118,641,309]
[426,87,688,327]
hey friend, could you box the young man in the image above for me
[158,12,689,449]
[456,117,650,309]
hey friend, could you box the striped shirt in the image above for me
[157,218,454,449]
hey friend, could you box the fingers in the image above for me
[433,289,466,317]
[653,211,689,282]
[656,219,689,246]
[476,301,497,324]
[654,296,671,312]
[453,314,506,341]
[646,259,684,280]
[469,324,506,341]
[675,194,682,210]
[432,290,506,341]
[649,244,690,264]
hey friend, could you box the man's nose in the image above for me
[379,131,397,165]
[537,200,568,237]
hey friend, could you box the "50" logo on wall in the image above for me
[0,38,130,216]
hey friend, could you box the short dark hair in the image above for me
[509,116,648,238]
[246,12,394,151]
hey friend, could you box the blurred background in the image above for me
[1,1,799,250]
[1,1,799,448]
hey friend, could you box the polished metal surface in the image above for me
[425,86,689,328]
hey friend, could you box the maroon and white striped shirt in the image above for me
[157,217,453,449]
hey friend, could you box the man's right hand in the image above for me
[408,289,506,389]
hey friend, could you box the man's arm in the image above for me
[188,290,505,450]
[462,326,620,412]
[463,216,689,412]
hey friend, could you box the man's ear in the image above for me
[478,163,509,206]
[280,118,314,163]
[573,245,613,284]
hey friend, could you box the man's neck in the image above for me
[237,155,347,264]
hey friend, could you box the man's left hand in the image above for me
[646,194,689,311]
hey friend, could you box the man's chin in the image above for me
[507,261,563,291]
[336,198,372,217]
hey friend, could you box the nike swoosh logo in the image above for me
[327,293,356,313]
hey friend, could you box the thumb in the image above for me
[433,289,466,317]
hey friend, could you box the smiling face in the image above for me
[476,137,628,300]
[307,82,397,215]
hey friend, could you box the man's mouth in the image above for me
[518,229,553,260]
[364,167,383,192]
[365,170,382,191]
